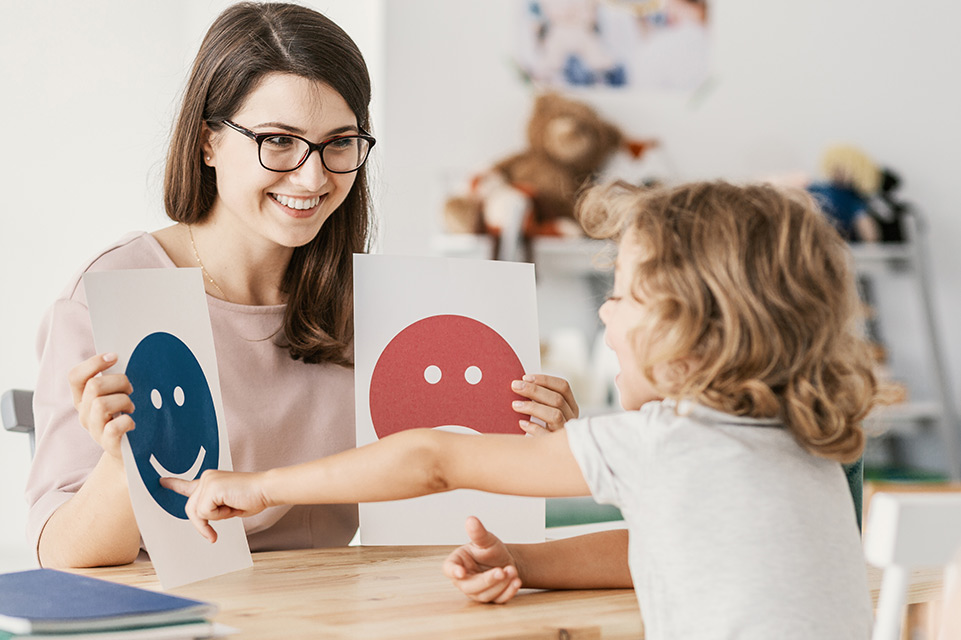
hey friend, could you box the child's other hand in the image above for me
[443,516,523,604]
[161,470,271,543]
[511,374,579,435]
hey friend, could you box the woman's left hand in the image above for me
[510,374,578,435]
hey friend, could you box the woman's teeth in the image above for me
[272,194,320,210]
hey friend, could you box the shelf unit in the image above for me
[432,224,961,481]
[851,214,961,481]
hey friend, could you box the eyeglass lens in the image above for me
[260,134,370,173]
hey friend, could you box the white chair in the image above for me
[1,388,34,456]
[864,491,961,640]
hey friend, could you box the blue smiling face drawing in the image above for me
[125,332,220,519]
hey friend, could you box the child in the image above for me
[165,180,884,638]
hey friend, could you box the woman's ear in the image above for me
[201,123,215,167]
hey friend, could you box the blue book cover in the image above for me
[0,569,217,635]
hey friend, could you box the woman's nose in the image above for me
[290,150,329,190]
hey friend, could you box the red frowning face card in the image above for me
[369,314,527,438]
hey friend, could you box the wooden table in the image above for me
[72,548,943,640]
[74,547,640,639]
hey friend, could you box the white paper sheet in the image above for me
[354,254,545,545]
[84,268,251,589]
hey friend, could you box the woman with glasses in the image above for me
[26,1,579,569]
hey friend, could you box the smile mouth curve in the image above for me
[269,193,323,210]
[151,446,207,481]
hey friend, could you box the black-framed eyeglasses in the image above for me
[214,119,375,174]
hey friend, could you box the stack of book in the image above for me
[0,569,218,639]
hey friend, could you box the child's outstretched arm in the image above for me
[164,428,589,543]
[443,516,632,603]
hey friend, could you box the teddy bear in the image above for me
[444,92,650,260]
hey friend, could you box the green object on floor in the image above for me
[843,457,863,531]
[546,497,623,528]
[863,466,950,483]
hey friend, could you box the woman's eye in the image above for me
[263,135,297,149]
[327,136,358,152]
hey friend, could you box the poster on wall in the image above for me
[85,268,252,589]
[517,0,710,91]
[353,254,546,545]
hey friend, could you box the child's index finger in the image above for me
[159,476,196,496]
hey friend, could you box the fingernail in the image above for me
[103,353,118,362]
[511,380,524,390]
[512,401,524,408]
[523,374,535,382]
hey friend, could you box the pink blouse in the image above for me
[26,232,357,558]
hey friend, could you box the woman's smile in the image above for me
[269,192,325,218]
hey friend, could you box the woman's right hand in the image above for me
[68,352,135,459]
[442,516,523,604]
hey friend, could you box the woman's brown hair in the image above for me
[164,2,372,366]
[579,180,887,463]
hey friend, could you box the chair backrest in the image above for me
[864,491,961,640]
[1,389,35,456]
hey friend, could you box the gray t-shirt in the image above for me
[566,399,871,639]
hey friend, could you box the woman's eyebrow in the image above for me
[252,121,359,137]
[253,121,305,134]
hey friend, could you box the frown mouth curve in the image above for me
[150,446,207,481]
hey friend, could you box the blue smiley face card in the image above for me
[84,267,251,589]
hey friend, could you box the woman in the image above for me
[27,2,575,568]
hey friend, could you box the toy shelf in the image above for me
[852,213,961,481]
[430,233,613,275]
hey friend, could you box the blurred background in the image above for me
[2,0,959,568]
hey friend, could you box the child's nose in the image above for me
[598,300,611,325]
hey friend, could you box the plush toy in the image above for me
[866,167,911,243]
[806,144,882,242]
[444,93,652,259]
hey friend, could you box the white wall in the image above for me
[379,1,961,422]
[2,0,960,566]
[0,0,383,569]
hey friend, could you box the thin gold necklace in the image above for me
[187,224,229,301]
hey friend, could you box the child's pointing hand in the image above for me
[161,470,273,543]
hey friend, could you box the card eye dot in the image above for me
[464,366,482,385]
[150,389,162,410]
[424,365,442,384]
[173,386,185,406]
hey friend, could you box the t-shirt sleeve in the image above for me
[565,414,650,510]
[24,296,104,558]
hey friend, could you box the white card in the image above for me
[84,268,251,589]
[354,254,545,545]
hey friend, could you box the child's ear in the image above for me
[657,357,698,391]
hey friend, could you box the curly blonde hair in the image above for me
[578,180,884,463]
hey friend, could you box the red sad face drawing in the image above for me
[369,314,527,439]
